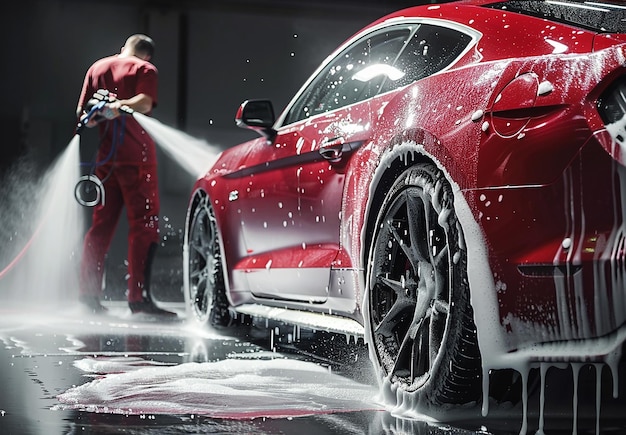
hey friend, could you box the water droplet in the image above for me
[562,238,572,250]
[471,110,484,122]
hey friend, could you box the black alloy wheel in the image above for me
[367,163,481,406]
[186,194,232,327]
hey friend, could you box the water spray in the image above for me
[0,89,134,282]
[0,136,83,284]
[0,96,220,284]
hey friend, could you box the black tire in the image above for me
[366,163,481,407]
[185,194,232,327]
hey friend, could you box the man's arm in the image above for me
[113,93,154,114]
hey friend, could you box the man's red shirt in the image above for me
[78,54,158,165]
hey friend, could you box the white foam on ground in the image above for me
[54,356,381,418]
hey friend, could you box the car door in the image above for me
[234,24,420,303]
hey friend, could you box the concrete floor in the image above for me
[1,295,626,434]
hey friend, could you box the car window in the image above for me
[283,23,473,125]
[284,26,414,125]
[380,24,473,93]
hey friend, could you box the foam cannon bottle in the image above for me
[74,89,134,207]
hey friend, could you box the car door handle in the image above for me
[320,139,364,163]
[319,144,344,162]
[320,136,346,162]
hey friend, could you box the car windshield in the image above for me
[485,0,626,33]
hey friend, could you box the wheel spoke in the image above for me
[379,275,406,298]
[391,301,433,381]
[190,244,207,261]
[422,195,451,321]
[432,299,449,316]
[190,268,204,279]
[373,271,411,332]
[428,308,443,366]
[383,267,435,378]
[374,296,412,336]
[385,219,414,266]
[414,317,431,378]
[405,192,429,265]
[432,243,448,268]
[415,276,433,322]
[392,317,421,377]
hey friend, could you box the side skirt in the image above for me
[233,303,365,337]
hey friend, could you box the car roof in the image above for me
[381,0,625,34]
[359,0,625,62]
[481,0,626,33]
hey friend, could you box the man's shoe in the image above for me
[79,295,108,314]
[129,298,177,317]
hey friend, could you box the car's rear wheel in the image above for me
[366,163,481,407]
[185,194,232,327]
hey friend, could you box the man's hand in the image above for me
[101,101,122,120]
[85,117,100,128]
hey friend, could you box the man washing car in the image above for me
[76,34,175,317]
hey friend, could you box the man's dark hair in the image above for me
[128,34,155,58]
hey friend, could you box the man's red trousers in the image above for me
[79,163,160,303]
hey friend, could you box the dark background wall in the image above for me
[0,0,439,301]
[1,0,431,165]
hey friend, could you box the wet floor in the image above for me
[0,300,625,435]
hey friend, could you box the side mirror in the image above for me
[235,99,277,141]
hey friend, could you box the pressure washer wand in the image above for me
[76,100,106,134]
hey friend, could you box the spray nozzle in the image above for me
[119,105,134,115]
[76,100,106,134]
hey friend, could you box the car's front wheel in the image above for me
[366,163,481,408]
[184,193,232,327]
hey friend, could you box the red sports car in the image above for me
[184,0,626,422]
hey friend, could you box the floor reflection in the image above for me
[1,306,625,434]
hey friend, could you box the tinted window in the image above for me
[486,1,626,33]
[284,26,413,125]
[381,24,473,93]
[284,23,473,125]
